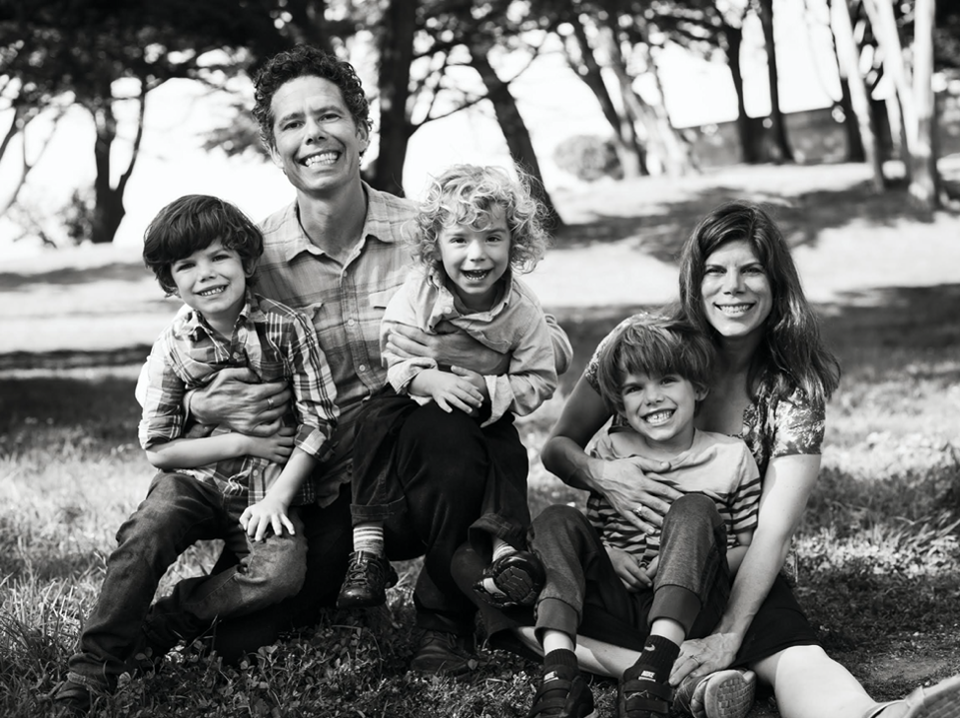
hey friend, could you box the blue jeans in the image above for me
[67,472,306,691]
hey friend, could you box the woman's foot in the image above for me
[472,549,545,608]
[672,669,756,718]
[865,673,960,718]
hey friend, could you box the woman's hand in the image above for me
[669,632,743,687]
[594,455,683,532]
[190,367,290,436]
[607,546,652,591]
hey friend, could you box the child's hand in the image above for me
[244,426,295,463]
[450,366,489,398]
[415,370,484,414]
[240,496,294,542]
[607,545,652,591]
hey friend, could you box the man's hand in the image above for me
[594,455,682,532]
[385,322,509,375]
[190,367,291,436]
[607,546,652,591]
[242,427,296,463]
[669,632,742,687]
[240,496,295,542]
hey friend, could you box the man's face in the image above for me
[268,75,369,199]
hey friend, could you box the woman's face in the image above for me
[700,239,773,341]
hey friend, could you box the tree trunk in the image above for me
[565,13,646,176]
[756,0,794,162]
[826,1,865,162]
[468,49,563,230]
[722,19,763,163]
[908,0,939,210]
[370,0,416,196]
[831,0,884,190]
[90,104,125,244]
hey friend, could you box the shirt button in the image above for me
[358,364,367,372]
[347,318,356,326]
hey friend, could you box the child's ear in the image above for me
[694,384,709,401]
[245,257,260,278]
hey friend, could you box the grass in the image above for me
[3,164,960,716]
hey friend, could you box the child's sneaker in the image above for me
[336,550,398,608]
[672,669,756,718]
[525,663,597,718]
[617,663,671,718]
[472,549,545,608]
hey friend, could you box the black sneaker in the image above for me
[525,663,597,718]
[473,549,546,608]
[336,550,399,609]
[409,629,478,676]
[50,679,95,717]
[618,663,671,718]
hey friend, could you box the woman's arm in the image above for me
[541,375,680,532]
[669,453,821,685]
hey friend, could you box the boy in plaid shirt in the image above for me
[53,195,338,715]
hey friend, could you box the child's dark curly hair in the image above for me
[142,194,263,296]
[252,44,372,151]
[595,312,716,416]
[412,164,549,275]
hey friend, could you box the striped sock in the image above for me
[353,523,384,556]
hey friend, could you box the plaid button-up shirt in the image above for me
[254,183,418,505]
[139,291,338,505]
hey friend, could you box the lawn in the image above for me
[2,163,960,717]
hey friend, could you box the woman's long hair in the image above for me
[678,200,840,403]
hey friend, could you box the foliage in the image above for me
[552,134,623,182]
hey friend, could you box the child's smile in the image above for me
[438,206,511,312]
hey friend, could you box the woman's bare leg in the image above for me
[754,645,897,718]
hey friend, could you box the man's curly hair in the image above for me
[412,164,549,275]
[252,44,372,150]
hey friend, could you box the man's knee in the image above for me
[664,493,719,528]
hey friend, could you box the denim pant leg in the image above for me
[148,501,308,643]
[533,505,642,641]
[649,493,730,638]
[467,414,531,560]
[67,473,224,691]
[384,403,492,635]
[207,485,354,663]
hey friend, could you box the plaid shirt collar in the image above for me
[278,182,404,263]
[178,289,265,343]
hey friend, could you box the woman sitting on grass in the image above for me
[456,200,960,718]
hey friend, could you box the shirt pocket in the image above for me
[368,288,398,310]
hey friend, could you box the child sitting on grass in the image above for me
[336,164,557,615]
[520,314,761,718]
[52,195,338,716]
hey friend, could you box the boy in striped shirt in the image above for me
[523,314,760,718]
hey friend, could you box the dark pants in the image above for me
[67,473,307,690]
[351,388,532,557]
[211,401,530,660]
[453,495,731,655]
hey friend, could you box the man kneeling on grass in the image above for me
[51,195,338,716]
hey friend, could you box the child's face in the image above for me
[437,205,511,311]
[170,239,250,327]
[620,370,706,452]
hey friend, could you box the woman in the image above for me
[454,201,960,718]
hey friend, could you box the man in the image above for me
[182,44,571,674]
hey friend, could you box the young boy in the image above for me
[336,165,557,611]
[52,195,338,715]
[524,315,761,718]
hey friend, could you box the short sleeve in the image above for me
[769,388,826,460]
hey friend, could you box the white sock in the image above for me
[353,522,384,556]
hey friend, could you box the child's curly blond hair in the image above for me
[412,164,550,274]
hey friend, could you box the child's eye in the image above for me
[661,375,680,385]
[173,261,193,272]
